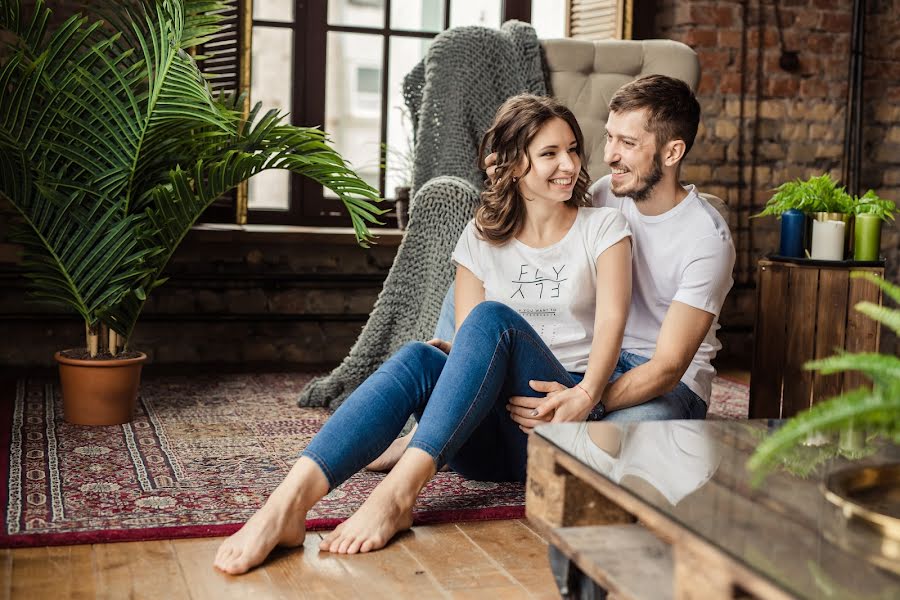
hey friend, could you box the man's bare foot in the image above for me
[319,485,414,554]
[214,457,328,575]
[366,432,412,472]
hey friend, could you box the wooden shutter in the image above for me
[196,0,251,224]
[566,0,633,40]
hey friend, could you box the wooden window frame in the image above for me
[226,0,532,227]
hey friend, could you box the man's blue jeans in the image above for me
[604,351,707,422]
[302,301,706,489]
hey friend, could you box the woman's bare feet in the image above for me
[214,457,328,575]
[319,485,414,554]
[322,447,436,555]
[366,431,412,472]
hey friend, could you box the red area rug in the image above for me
[1,373,748,548]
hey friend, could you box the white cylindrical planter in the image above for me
[810,219,846,260]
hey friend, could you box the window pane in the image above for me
[253,0,293,22]
[328,0,385,28]
[385,36,431,195]
[249,170,291,210]
[249,26,294,210]
[324,32,384,202]
[531,0,566,39]
[450,0,501,28]
[390,0,443,32]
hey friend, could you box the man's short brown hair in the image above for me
[608,74,701,156]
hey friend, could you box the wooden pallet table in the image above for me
[526,421,900,600]
[749,258,884,418]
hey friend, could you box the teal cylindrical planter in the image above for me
[853,213,882,261]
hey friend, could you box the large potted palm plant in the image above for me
[0,0,383,424]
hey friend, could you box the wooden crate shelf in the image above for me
[749,259,884,419]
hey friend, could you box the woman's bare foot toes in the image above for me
[366,433,412,472]
[319,489,413,554]
[213,500,306,575]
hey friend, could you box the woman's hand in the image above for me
[507,380,595,434]
[483,152,498,182]
[506,393,555,432]
[426,338,452,354]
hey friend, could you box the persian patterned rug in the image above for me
[706,376,751,420]
[0,373,748,548]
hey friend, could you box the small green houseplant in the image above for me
[756,173,854,217]
[756,174,854,260]
[0,0,383,423]
[852,190,896,261]
[748,272,900,482]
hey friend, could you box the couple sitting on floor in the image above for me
[214,74,736,575]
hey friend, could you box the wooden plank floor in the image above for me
[3,520,560,599]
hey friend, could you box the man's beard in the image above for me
[611,151,663,202]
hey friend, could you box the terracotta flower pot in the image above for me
[54,351,147,425]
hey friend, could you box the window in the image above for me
[227,0,532,227]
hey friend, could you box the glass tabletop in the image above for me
[536,420,900,599]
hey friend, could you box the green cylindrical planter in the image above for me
[854,213,883,261]
[838,420,865,453]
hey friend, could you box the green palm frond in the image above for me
[854,302,900,335]
[852,271,900,303]
[747,386,900,484]
[806,352,900,389]
[6,192,160,332]
[139,105,384,240]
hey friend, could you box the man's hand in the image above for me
[426,338,452,354]
[507,380,595,434]
[484,152,498,183]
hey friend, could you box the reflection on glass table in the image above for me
[532,421,900,599]
[549,421,721,507]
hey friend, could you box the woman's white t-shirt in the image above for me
[451,207,631,373]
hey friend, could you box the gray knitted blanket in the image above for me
[298,22,547,409]
[403,20,548,194]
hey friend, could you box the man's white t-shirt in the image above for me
[452,207,631,373]
[590,175,735,403]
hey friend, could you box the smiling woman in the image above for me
[475,95,592,244]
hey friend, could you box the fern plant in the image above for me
[748,272,900,482]
[853,190,897,222]
[755,173,854,218]
[0,0,384,357]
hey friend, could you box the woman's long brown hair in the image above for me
[475,94,591,244]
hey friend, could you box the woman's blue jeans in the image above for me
[301,301,706,490]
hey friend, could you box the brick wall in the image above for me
[655,0,899,359]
